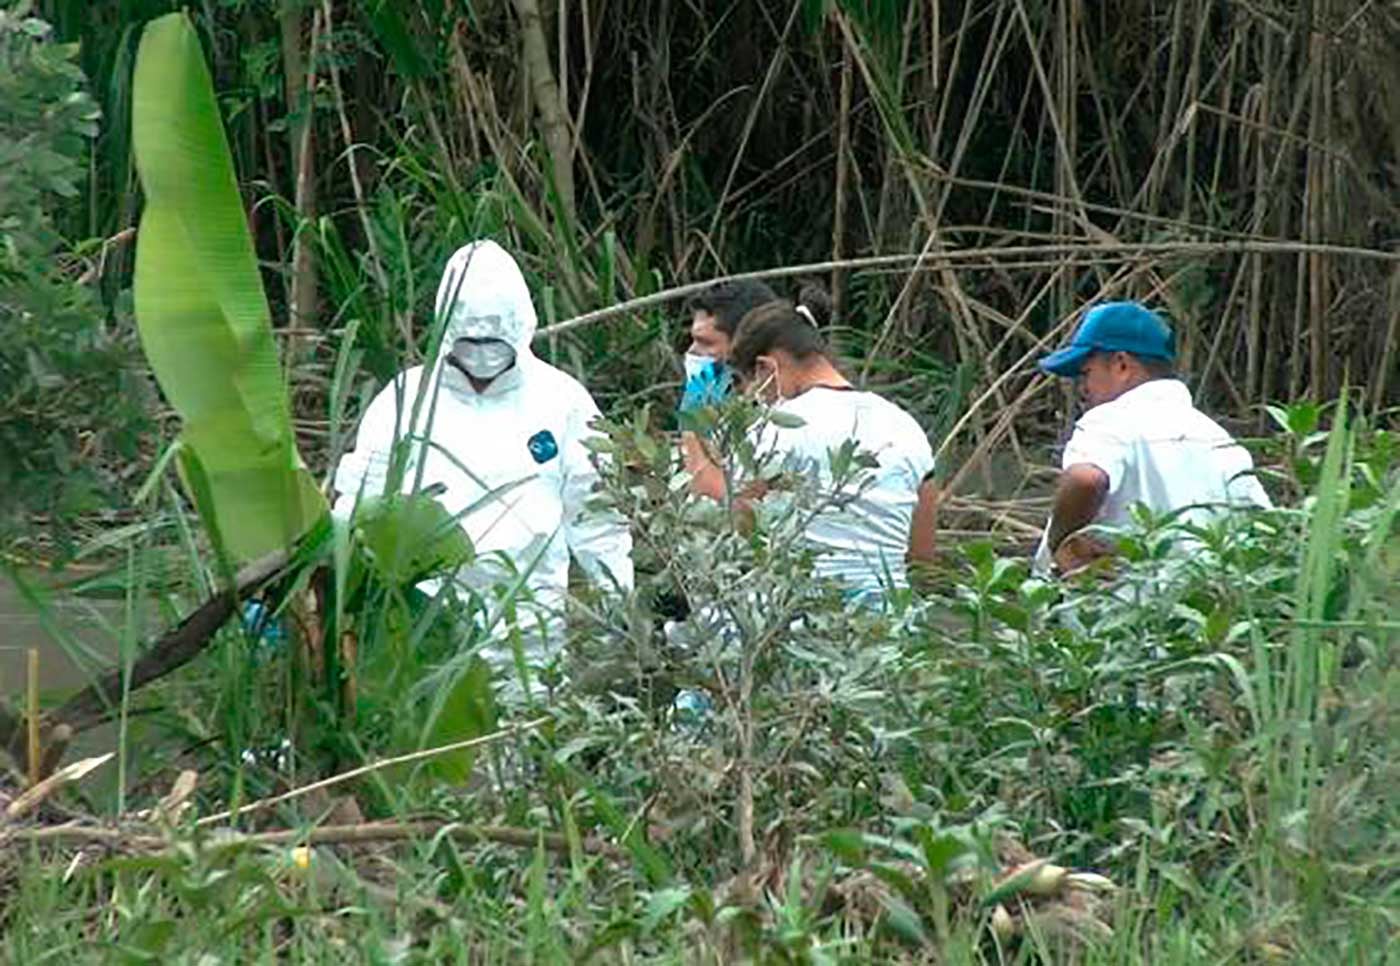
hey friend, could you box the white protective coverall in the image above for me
[331,240,633,666]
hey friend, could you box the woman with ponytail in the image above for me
[688,282,939,598]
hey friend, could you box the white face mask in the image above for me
[683,352,718,381]
[449,337,517,380]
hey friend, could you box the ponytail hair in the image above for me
[730,280,835,376]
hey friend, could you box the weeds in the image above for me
[4,1,1400,961]
[1,393,1394,963]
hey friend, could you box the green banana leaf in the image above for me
[131,13,325,564]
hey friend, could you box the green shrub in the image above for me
[0,5,153,556]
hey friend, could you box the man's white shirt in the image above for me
[1034,379,1271,572]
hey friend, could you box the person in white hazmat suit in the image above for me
[331,240,633,681]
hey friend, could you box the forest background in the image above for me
[7,0,1400,548]
[1,0,1398,962]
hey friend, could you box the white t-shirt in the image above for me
[750,387,934,595]
[1034,379,1272,571]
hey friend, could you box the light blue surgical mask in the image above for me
[683,352,718,382]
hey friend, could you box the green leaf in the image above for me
[868,861,924,907]
[418,655,495,783]
[353,492,474,584]
[820,828,868,864]
[131,13,325,564]
[879,895,931,946]
[642,887,693,935]
[913,827,971,879]
[768,411,808,430]
[365,1,430,79]
[120,919,176,959]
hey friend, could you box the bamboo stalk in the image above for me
[1053,0,1079,317]
[1150,0,1190,216]
[830,26,853,320]
[514,0,576,222]
[1178,0,1208,227]
[1245,25,1273,403]
[280,0,319,353]
[536,238,1400,338]
[26,649,39,788]
[1306,19,1331,399]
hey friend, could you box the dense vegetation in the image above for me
[1,0,1397,962]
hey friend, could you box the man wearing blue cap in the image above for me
[1034,301,1271,574]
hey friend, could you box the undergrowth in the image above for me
[1,399,1396,964]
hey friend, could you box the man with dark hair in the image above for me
[683,278,779,362]
[1035,301,1271,574]
[677,277,780,480]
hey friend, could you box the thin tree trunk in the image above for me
[280,0,318,351]
[1306,16,1331,399]
[830,27,853,319]
[514,0,576,223]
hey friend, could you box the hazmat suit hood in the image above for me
[433,240,538,395]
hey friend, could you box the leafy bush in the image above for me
[0,5,152,555]
[1,396,1393,963]
[531,396,1397,959]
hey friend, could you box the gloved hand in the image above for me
[679,355,732,414]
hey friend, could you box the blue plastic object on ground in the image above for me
[670,687,715,736]
[241,600,286,660]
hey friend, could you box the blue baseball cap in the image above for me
[1039,301,1176,377]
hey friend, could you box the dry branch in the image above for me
[3,819,625,861]
[535,239,1400,339]
[4,754,113,821]
[195,716,550,828]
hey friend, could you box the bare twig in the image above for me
[195,717,550,828]
[5,754,113,821]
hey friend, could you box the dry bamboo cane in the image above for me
[830,27,853,320]
[535,239,1400,339]
[3,819,625,861]
[26,649,39,788]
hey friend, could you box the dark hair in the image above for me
[684,278,779,336]
[1138,354,1176,379]
[729,281,835,376]
[1091,350,1177,380]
